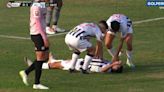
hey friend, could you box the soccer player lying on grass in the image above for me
[25,57,123,73]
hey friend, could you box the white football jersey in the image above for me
[89,59,111,73]
[68,23,103,41]
[61,58,111,73]
[106,14,133,38]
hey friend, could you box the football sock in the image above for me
[126,50,132,62]
[35,61,44,84]
[82,54,93,70]
[70,52,80,70]
[25,61,36,75]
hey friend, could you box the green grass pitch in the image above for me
[0,0,164,92]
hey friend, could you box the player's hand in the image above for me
[112,61,119,65]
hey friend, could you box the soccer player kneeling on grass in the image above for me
[105,14,135,68]
[19,0,49,89]
[65,21,108,74]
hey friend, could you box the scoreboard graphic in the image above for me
[146,0,164,6]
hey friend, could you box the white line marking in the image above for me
[133,17,164,24]
[0,35,30,40]
[0,17,164,40]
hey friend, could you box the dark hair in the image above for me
[98,20,108,29]
[111,21,120,32]
[111,65,123,73]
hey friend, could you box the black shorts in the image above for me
[31,34,49,51]
[50,0,63,7]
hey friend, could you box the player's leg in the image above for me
[52,0,62,26]
[24,57,63,69]
[81,47,95,74]
[69,51,80,72]
[19,34,44,86]
[52,0,65,32]
[19,61,35,86]
[65,34,80,72]
[46,0,55,34]
[33,34,49,89]
[80,40,95,74]
[46,7,53,27]
[125,33,135,68]
[105,33,116,57]
[48,62,63,69]
[30,34,49,89]
[20,35,49,86]
[32,51,49,89]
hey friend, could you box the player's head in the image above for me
[110,21,120,33]
[98,20,108,33]
[111,64,123,73]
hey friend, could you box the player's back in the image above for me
[107,14,132,38]
[69,23,102,41]
[107,14,127,23]
[78,23,98,35]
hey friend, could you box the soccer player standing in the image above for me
[65,21,108,74]
[19,0,49,89]
[46,0,65,34]
[105,14,135,68]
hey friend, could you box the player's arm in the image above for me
[105,33,115,48]
[94,31,104,59]
[94,40,103,59]
[32,7,44,33]
[100,61,121,72]
[112,37,124,62]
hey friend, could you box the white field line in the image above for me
[0,35,30,40]
[133,17,164,24]
[0,17,164,40]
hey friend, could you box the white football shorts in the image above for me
[65,34,92,52]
